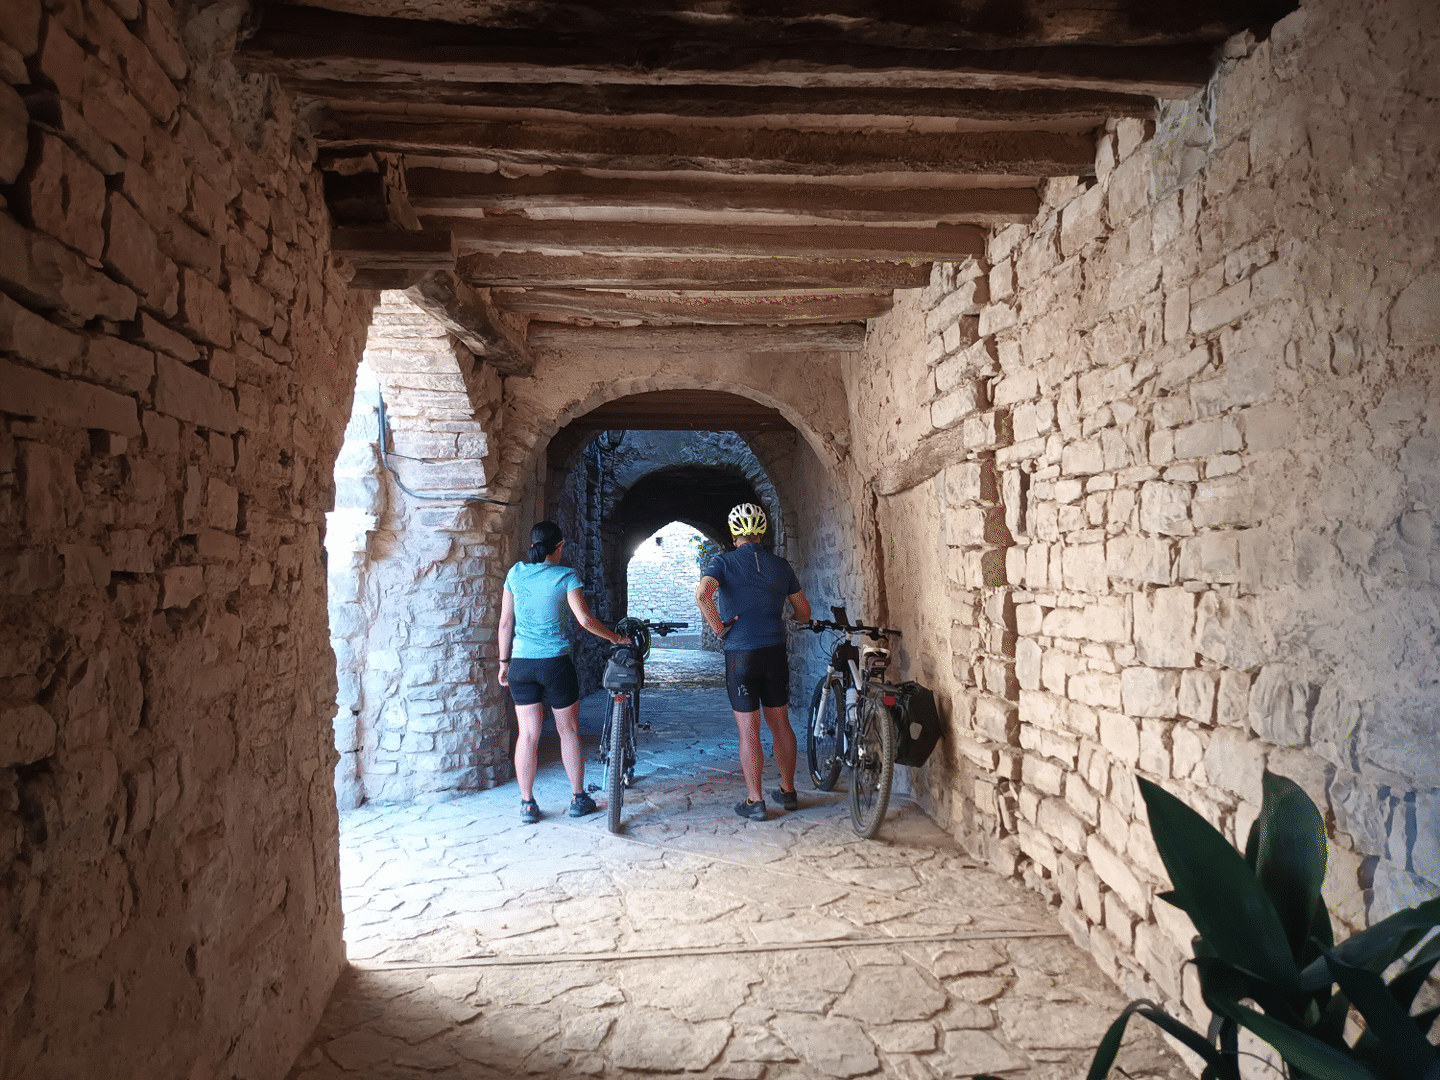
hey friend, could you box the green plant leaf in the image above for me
[1255,771,1329,959]
[1213,997,1385,1080]
[1389,933,1440,1013]
[1140,778,1300,990]
[1303,898,1440,987]
[1085,1000,1232,1080]
[1324,951,1439,1076]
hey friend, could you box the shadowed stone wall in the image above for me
[0,0,372,1075]
[846,0,1440,1032]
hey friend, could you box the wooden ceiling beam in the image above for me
[331,227,455,271]
[404,169,1042,226]
[405,272,534,376]
[279,81,1156,128]
[318,119,1098,178]
[529,323,867,354]
[240,6,1218,97]
[247,2,1295,51]
[500,288,895,326]
[442,218,986,261]
[455,252,935,290]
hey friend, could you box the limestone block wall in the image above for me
[0,2,370,1076]
[851,0,1439,1027]
[327,296,512,805]
[627,522,705,626]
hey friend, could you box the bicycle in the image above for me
[802,606,904,839]
[596,618,688,833]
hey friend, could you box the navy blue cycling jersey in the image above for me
[704,544,802,652]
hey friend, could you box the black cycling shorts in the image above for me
[724,642,790,712]
[508,655,580,709]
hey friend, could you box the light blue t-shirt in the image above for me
[505,561,584,658]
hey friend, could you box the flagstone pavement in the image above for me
[286,650,1188,1080]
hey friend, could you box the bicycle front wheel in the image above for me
[849,694,895,839]
[806,674,844,791]
[606,696,627,833]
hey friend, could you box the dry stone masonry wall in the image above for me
[853,0,1440,1031]
[626,521,706,627]
[0,1,371,1075]
[328,294,511,806]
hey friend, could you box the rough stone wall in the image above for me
[850,0,1440,1028]
[325,295,511,805]
[627,522,705,626]
[0,2,371,1076]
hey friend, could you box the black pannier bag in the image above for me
[602,646,642,691]
[887,681,942,767]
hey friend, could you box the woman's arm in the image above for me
[497,588,516,685]
[566,588,628,645]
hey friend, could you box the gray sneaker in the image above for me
[520,799,541,825]
[771,787,799,811]
[569,791,598,817]
[735,797,767,821]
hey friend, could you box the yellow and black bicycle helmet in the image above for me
[727,502,768,536]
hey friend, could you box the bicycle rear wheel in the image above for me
[849,695,895,839]
[806,674,844,791]
[606,696,628,833]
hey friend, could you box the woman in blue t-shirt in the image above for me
[498,521,629,824]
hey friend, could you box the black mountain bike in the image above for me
[803,607,903,839]
[597,618,688,833]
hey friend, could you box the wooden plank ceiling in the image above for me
[238,1,1295,376]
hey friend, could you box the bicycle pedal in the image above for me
[639,722,652,731]
[587,783,600,793]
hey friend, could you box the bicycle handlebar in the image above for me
[803,618,901,637]
[644,621,689,636]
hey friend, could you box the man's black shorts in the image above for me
[724,642,790,712]
[508,655,580,709]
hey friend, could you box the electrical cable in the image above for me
[376,388,515,506]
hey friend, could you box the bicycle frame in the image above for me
[803,607,902,838]
[597,620,687,833]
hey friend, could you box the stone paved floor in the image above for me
[287,654,1187,1079]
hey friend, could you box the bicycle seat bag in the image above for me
[889,681,942,767]
[602,646,642,692]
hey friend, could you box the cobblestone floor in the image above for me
[287,658,1187,1079]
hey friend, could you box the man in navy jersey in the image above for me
[696,503,812,820]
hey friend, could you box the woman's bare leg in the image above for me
[552,701,587,795]
[514,702,545,801]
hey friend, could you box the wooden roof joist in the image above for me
[400,171,1042,226]
[284,82,1156,130]
[443,219,986,261]
[453,252,935,291]
[241,5,1222,98]
[246,2,1297,51]
[405,170,1041,226]
[529,323,867,354]
[319,119,1098,178]
[500,288,895,326]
